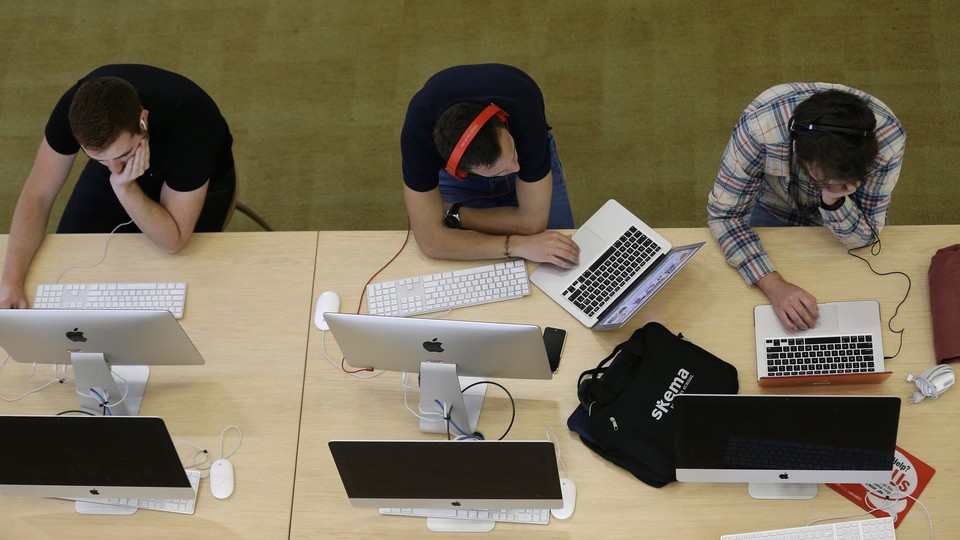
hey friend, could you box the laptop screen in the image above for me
[594,242,704,330]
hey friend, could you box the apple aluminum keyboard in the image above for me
[366,259,530,317]
[71,468,201,515]
[34,282,188,319]
[721,517,896,540]
[380,506,550,525]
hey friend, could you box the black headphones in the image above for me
[788,117,873,139]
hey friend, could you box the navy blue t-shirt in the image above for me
[400,64,551,192]
[44,64,233,195]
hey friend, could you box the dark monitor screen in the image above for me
[0,416,193,500]
[329,440,563,510]
[674,394,900,499]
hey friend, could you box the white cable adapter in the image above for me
[906,364,955,403]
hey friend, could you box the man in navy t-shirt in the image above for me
[0,65,234,309]
[400,64,579,267]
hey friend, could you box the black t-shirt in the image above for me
[400,64,551,192]
[45,64,233,193]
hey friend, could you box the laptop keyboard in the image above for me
[764,334,876,376]
[562,226,662,317]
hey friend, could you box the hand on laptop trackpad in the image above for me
[789,304,840,335]
[570,228,606,268]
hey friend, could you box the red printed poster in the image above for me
[827,446,935,528]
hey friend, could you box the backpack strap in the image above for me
[576,329,647,408]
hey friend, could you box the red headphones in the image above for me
[444,103,510,180]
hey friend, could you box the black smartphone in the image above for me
[543,327,567,373]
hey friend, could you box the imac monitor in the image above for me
[329,440,562,531]
[324,313,552,435]
[673,394,900,499]
[0,415,194,501]
[0,309,204,416]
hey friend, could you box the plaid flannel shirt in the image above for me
[707,83,906,285]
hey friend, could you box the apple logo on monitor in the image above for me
[779,473,789,480]
[66,328,87,343]
[422,338,444,353]
[450,501,462,507]
[89,488,100,495]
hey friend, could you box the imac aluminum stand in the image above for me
[71,352,149,417]
[418,362,486,435]
[426,517,495,533]
[748,482,818,500]
[74,501,138,515]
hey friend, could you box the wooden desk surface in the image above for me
[294,226,958,539]
[0,232,318,539]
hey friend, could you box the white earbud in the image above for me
[140,119,147,130]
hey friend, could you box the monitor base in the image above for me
[74,500,138,515]
[748,482,818,500]
[426,517,495,533]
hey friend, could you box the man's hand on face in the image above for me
[110,136,150,190]
[820,180,861,207]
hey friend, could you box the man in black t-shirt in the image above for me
[0,64,235,309]
[400,64,579,267]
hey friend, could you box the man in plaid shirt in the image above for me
[707,83,905,332]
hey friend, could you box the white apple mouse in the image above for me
[551,477,576,520]
[314,291,341,331]
[210,458,235,499]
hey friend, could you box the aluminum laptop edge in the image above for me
[754,300,891,387]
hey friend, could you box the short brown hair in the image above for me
[68,76,143,151]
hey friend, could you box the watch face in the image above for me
[443,213,460,229]
[443,204,462,229]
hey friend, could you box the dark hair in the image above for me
[789,89,879,183]
[68,76,143,151]
[433,102,506,171]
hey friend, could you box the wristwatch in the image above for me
[443,203,463,229]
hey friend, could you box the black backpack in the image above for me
[567,322,740,487]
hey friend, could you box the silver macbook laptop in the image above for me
[530,199,703,329]
[754,300,891,387]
